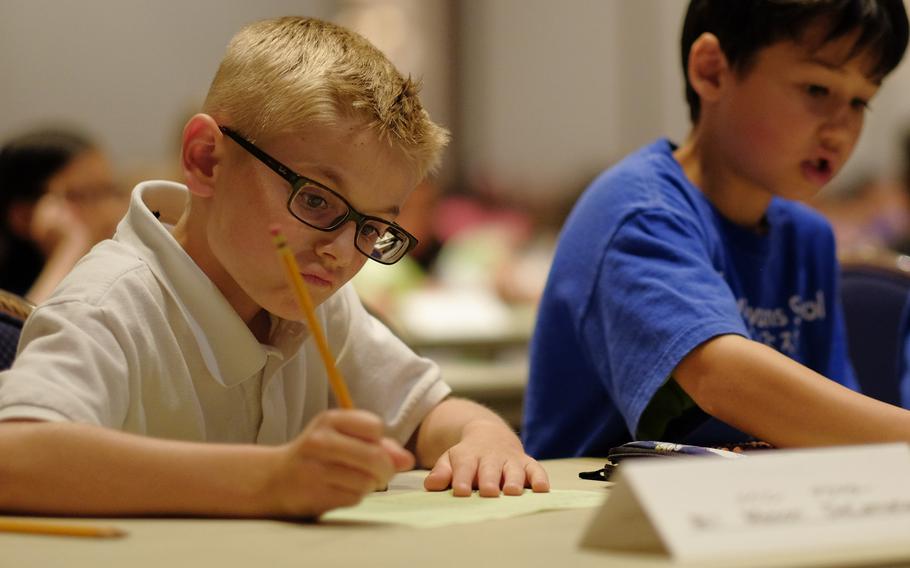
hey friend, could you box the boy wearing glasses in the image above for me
[0,17,548,517]
[524,0,910,458]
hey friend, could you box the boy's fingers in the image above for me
[450,454,478,497]
[501,461,527,496]
[477,457,504,497]
[323,463,381,495]
[380,437,415,471]
[526,461,551,492]
[302,426,391,472]
[323,409,385,443]
[293,418,396,486]
[423,452,453,492]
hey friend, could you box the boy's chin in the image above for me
[266,291,333,321]
[789,181,829,201]
[769,173,831,202]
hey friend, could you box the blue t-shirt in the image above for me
[522,139,857,458]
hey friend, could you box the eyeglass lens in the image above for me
[289,182,409,263]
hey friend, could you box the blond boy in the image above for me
[0,17,548,517]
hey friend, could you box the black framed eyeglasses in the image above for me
[219,126,418,265]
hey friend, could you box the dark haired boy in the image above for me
[524,0,910,458]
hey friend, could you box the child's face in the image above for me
[208,117,419,323]
[47,149,124,242]
[710,28,880,202]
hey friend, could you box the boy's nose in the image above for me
[315,221,359,267]
[819,103,861,151]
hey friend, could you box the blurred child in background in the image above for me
[0,128,124,303]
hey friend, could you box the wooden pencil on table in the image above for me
[0,519,126,538]
[270,226,354,409]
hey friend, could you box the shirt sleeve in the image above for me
[329,285,451,444]
[0,300,130,426]
[585,209,749,436]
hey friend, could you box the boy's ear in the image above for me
[181,113,222,198]
[687,32,730,107]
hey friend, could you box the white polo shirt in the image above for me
[0,181,450,445]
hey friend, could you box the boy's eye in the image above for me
[302,192,327,209]
[359,223,382,239]
[806,84,829,97]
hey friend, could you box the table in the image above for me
[1,458,666,568]
[3,458,886,568]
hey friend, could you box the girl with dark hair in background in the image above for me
[0,128,124,303]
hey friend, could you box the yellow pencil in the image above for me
[0,519,126,538]
[270,226,354,409]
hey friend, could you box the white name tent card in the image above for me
[581,443,910,565]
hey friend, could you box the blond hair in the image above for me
[203,16,449,179]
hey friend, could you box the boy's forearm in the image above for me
[413,398,518,468]
[0,421,277,516]
[674,334,910,447]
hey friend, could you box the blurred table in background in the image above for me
[393,289,535,431]
[434,356,527,429]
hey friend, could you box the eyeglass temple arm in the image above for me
[218,126,302,186]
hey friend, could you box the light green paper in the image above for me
[321,489,605,528]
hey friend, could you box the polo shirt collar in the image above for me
[115,181,304,387]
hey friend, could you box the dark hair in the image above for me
[681,0,909,122]
[0,128,95,235]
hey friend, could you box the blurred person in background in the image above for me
[811,172,910,255]
[0,127,125,303]
[889,127,910,255]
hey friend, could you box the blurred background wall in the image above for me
[4,0,910,204]
[458,0,910,199]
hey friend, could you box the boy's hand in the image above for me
[423,419,550,497]
[267,409,414,516]
[30,192,91,255]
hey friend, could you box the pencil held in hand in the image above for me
[270,226,354,409]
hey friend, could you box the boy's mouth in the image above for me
[303,273,333,288]
[800,158,833,186]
